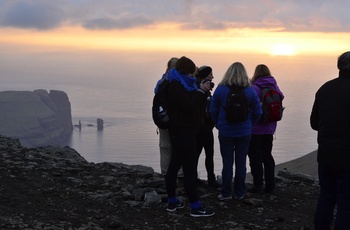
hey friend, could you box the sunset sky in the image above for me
[0,0,349,56]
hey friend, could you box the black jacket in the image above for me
[310,70,350,170]
[167,81,206,133]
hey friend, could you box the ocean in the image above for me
[0,49,338,178]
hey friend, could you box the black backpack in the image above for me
[152,79,171,129]
[226,85,249,123]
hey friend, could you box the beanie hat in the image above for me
[175,56,196,75]
[197,66,212,79]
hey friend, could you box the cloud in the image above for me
[0,0,349,32]
[0,0,65,30]
[82,15,154,30]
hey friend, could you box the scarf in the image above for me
[167,68,198,92]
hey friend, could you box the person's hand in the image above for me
[200,80,211,92]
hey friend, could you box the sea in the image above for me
[0,48,339,178]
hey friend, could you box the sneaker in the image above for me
[208,180,221,188]
[167,201,185,212]
[190,205,215,217]
[196,178,205,185]
[217,194,232,201]
[264,188,275,194]
[247,186,263,194]
[234,195,244,200]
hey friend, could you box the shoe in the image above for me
[196,178,204,185]
[190,205,215,217]
[217,194,232,201]
[247,186,263,194]
[264,188,275,194]
[208,180,221,188]
[167,201,185,212]
[234,195,244,200]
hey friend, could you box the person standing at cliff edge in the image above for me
[194,66,220,188]
[310,51,350,229]
[248,64,284,194]
[165,56,215,217]
[154,57,184,180]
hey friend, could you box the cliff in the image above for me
[0,135,320,230]
[0,89,73,147]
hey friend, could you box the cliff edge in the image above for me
[0,135,319,229]
[0,89,73,147]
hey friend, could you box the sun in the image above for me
[271,43,296,56]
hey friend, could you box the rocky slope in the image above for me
[0,135,320,230]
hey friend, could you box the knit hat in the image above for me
[175,56,196,75]
[197,66,212,79]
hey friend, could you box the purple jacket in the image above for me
[251,76,284,135]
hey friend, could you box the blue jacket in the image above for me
[210,84,262,137]
[251,76,284,135]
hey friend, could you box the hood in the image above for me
[252,76,277,89]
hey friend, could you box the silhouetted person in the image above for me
[165,56,215,217]
[310,51,350,229]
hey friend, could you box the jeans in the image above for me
[219,134,251,198]
[314,164,350,230]
[248,134,275,190]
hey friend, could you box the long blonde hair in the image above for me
[219,62,250,87]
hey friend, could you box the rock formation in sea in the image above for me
[0,89,73,147]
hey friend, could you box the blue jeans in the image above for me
[314,164,350,230]
[219,134,250,198]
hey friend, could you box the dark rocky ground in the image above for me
[0,135,320,230]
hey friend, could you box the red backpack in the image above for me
[259,87,284,123]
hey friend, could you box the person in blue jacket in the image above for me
[210,62,262,201]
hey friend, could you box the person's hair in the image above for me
[175,56,196,75]
[165,57,179,74]
[219,62,250,87]
[251,64,271,83]
[337,51,350,71]
[197,66,212,80]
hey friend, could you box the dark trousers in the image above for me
[195,125,215,181]
[248,134,275,189]
[166,130,198,203]
[314,164,350,230]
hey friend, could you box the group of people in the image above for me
[154,51,350,229]
[154,56,283,217]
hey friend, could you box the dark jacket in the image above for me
[196,79,215,129]
[167,81,206,133]
[310,70,350,170]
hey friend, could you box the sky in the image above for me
[0,0,349,56]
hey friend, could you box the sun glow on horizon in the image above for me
[0,25,348,57]
[271,43,296,56]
